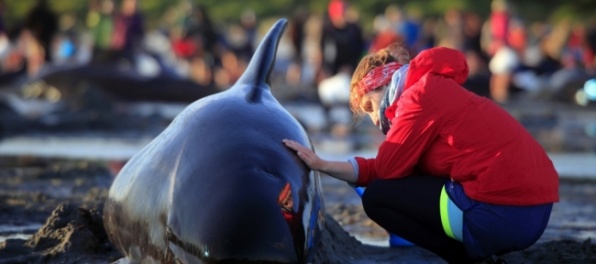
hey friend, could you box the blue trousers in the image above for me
[362,176,553,262]
[445,180,552,259]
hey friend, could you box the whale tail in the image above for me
[235,18,288,102]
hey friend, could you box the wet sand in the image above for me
[0,157,594,263]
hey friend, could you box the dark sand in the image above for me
[0,158,594,264]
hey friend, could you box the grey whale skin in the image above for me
[103,18,324,263]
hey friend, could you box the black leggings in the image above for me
[361,175,475,263]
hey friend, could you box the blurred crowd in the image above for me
[0,0,595,107]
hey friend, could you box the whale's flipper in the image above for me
[235,18,288,102]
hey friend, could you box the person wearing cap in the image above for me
[283,43,559,263]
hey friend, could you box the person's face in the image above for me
[122,0,137,15]
[361,85,387,127]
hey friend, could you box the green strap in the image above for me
[440,186,455,240]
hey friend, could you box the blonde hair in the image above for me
[349,43,410,120]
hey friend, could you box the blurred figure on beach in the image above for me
[463,49,491,98]
[483,0,521,103]
[435,8,465,51]
[110,0,144,64]
[211,9,257,90]
[288,7,309,64]
[21,0,58,76]
[236,9,258,62]
[183,4,220,63]
[165,2,221,86]
[0,0,9,71]
[320,0,364,77]
[368,13,402,53]
[317,0,365,132]
[317,65,352,132]
[87,0,115,58]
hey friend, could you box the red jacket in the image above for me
[355,47,559,206]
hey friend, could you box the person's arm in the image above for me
[282,139,357,184]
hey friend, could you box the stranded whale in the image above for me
[103,18,324,263]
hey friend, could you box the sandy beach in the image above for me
[0,154,594,263]
[1,0,595,261]
[0,94,594,264]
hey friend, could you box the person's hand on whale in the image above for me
[282,139,323,169]
[282,139,358,184]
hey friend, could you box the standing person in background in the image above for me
[23,0,57,63]
[0,0,5,40]
[317,0,365,130]
[87,0,115,58]
[413,18,437,54]
[400,8,422,55]
[111,0,144,64]
[283,43,558,263]
[485,0,510,57]
[587,18,596,74]
[368,14,402,53]
[186,5,220,63]
[463,12,485,57]
[22,0,57,76]
[235,9,258,62]
[288,7,309,64]
[483,0,520,103]
[0,0,8,66]
[320,0,365,76]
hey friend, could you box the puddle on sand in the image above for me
[0,224,42,243]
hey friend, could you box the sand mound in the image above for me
[0,204,594,264]
[0,203,121,264]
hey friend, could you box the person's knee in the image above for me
[361,181,384,217]
[361,194,378,222]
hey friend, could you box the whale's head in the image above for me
[150,18,325,263]
[105,18,324,264]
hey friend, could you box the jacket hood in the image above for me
[404,47,469,90]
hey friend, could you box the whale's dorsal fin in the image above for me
[235,18,287,103]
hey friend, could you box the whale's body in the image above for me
[103,19,324,263]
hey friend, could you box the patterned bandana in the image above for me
[358,62,403,94]
[378,64,409,135]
